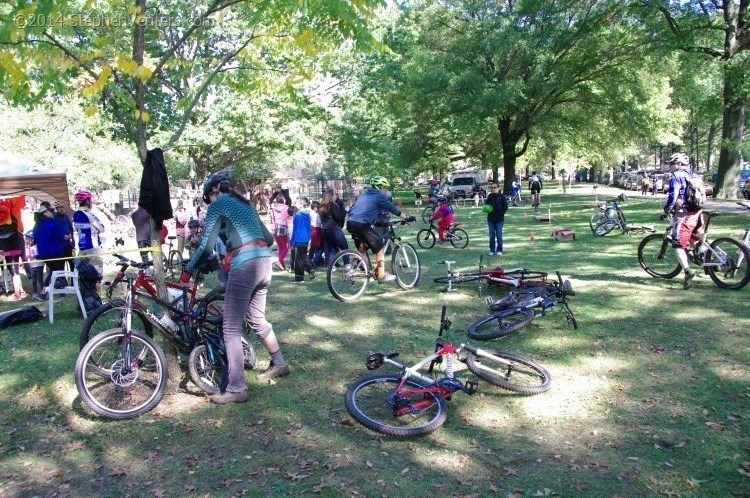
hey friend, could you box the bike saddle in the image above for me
[562,280,575,296]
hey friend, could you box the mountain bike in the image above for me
[637,211,750,290]
[416,221,469,249]
[467,271,577,340]
[75,257,256,418]
[506,191,525,207]
[591,194,655,237]
[163,236,182,279]
[434,255,547,294]
[344,306,552,437]
[326,218,420,302]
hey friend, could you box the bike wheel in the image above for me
[589,212,605,232]
[188,344,224,394]
[501,269,548,282]
[75,328,168,419]
[637,233,681,279]
[168,251,182,279]
[392,243,421,290]
[344,373,447,437]
[433,272,483,285]
[488,286,548,311]
[705,237,750,290]
[79,300,154,355]
[421,206,433,224]
[593,219,617,237]
[449,228,469,249]
[467,308,535,340]
[201,295,257,369]
[465,350,551,395]
[327,250,369,302]
[416,229,436,249]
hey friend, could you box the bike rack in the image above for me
[440,260,457,292]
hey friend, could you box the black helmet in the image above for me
[187,219,200,229]
[202,169,234,204]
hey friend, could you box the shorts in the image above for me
[346,220,384,253]
[78,248,103,279]
[672,210,702,249]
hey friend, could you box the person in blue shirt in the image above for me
[73,188,105,289]
[289,197,315,283]
[53,201,74,274]
[32,205,66,292]
[180,170,287,404]
[346,175,410,282]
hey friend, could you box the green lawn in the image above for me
[1,186,748,497]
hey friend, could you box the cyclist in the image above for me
[345,175,410,282]
[528,172,543,209]
[663,152,701,289]
[510,177,522,205]
[73,189,105,290]
[180,170,285,404]
[430,197,455,244]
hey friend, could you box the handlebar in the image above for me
[113,254,152,270]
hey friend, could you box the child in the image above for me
[25,231,45,300]
[430,197,455,244]
[289,198,315,283]
[185,219,202,258]
[309,201,324,267]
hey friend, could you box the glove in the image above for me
[179,270,192,284]
[406,215,416,223]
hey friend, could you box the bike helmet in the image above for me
[74,188,93,203]
[666,152,689,166]
[618,193,627,202]
[369,175,390,189]
[187,219,200,229]
[202,169,234,204]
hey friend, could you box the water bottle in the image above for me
[157,313,179,334]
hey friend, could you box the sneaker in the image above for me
[683,269,696,289]
[293,279,305,283]
[377,274,397,284]
[497,251,503,256]
[209,390,249,405]
[273,261,285,271]
[258,362,290,380]
[308,270,315,280]
[488,251,495,256]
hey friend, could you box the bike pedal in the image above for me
[464,377,478,395]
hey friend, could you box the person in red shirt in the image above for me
[430,197,455,244]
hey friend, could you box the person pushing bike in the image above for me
[663,152,702,289]
[346,175,410,283]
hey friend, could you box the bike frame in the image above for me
[658,212,732,270]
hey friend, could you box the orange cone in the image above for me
[530,231,536,242]
[523,211,528,220]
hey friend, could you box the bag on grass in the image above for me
[0,306,43,329]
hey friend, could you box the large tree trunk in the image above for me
[714,62,746,198]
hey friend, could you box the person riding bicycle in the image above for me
[663,152,702,289]
[180,170,286,404]
[528,172,543,207]
[430,197,455,244]
[345,175,410,283]
[510,177,522,205]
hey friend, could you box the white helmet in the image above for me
[667,152,689,166]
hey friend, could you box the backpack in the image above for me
[684,176,706,210]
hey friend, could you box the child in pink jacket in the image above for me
[430,198,455,244]
[270,197,291,270]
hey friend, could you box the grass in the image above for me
[1,185,749,497]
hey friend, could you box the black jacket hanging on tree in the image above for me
[138,148,173,229]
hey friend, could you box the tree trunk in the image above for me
[715,62,746,198]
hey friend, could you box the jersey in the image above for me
[73,209,104,250]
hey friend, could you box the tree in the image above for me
[649,0,750,197]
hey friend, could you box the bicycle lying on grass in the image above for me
[326,217,420,302]
[637,211,750,290]
[590,194,656,237]
[467,271,577,340]
[344,306,552,437]
[434,255,548,294]
[416,221,469,249]
[75,256,256,419]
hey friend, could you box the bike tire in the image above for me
[488,286,548,311]
[75,328,168,419]
[449,228,469,249]
[168,251,183,279]
[467,308,535,340]
[416,229,436,249]
[433,272,483,285]
[201,295,257,369]
[421,206,434,224]
[465,350,551,395]
[344,373,447,437]
[326,250,369,302]
[637,233,681,279]
[79,299,154,351]
[392,243,421,290]
[188,344,225,394]
[589,212,605,232]
[705,237,750,290]
[593,219,618,237]
[500,269,548,282]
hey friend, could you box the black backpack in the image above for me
[0,306,43,330]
